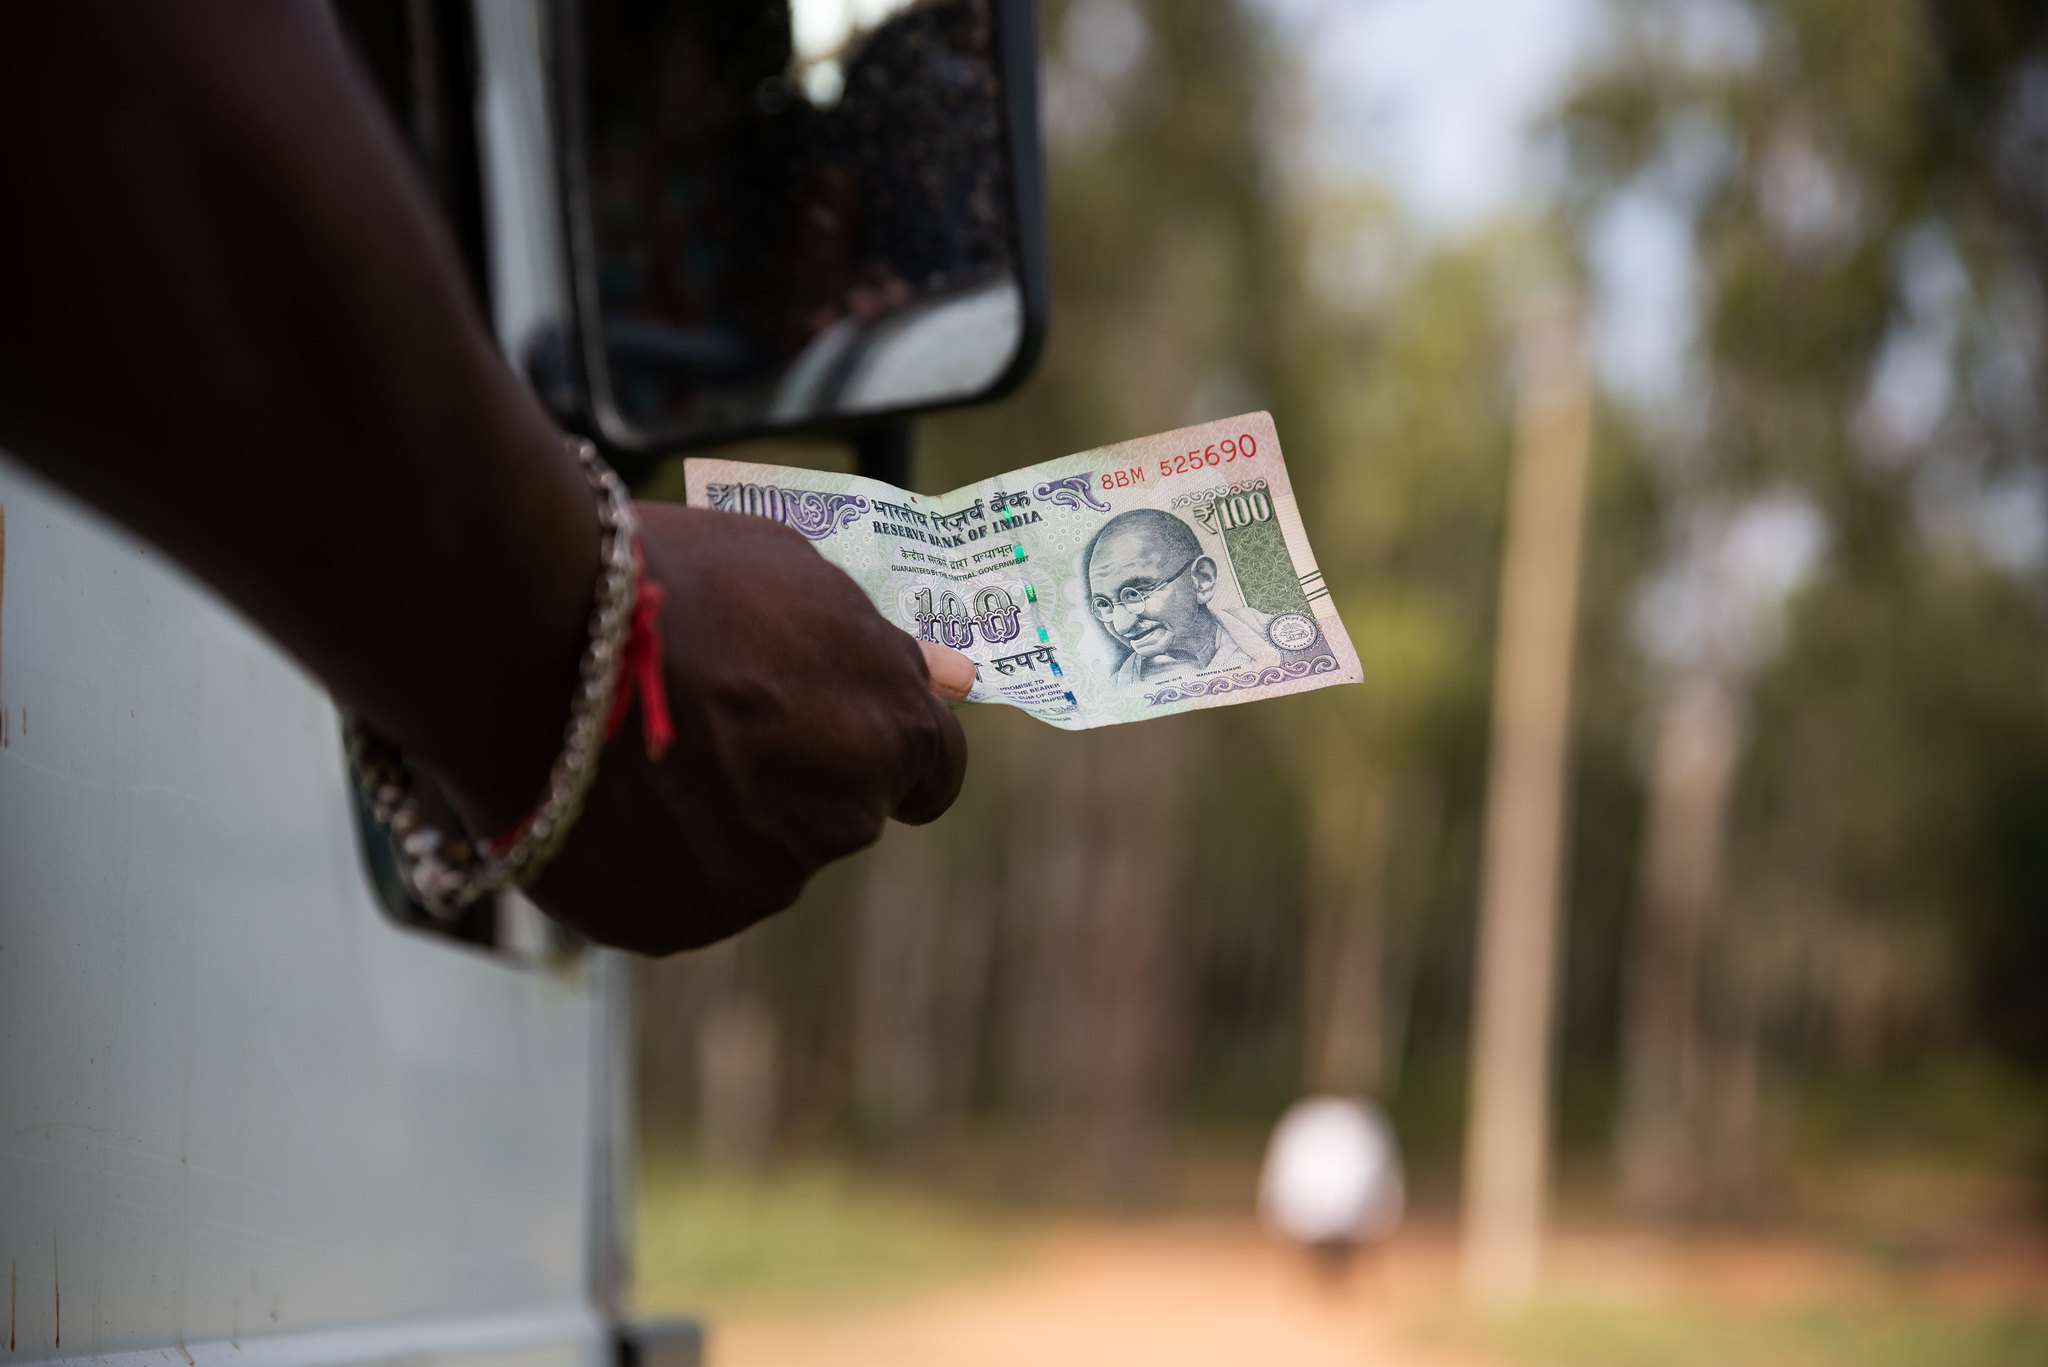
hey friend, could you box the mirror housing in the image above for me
[542,0,1047,474]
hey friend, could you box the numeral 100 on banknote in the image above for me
[1188,483,1276,533]
[912,585,1024,649]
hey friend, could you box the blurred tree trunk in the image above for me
[1618,660,1741,1216]
[1462,299,1593,1306]
[1377,781,1442,1095]
[1303,765,1444,1099]
[853,823,946,1154]
[850,816,996,1157]
[1700,718,1843,1216]
[693,954,779,1169]
[934,832,999,1128]
[1005,715,1191,1197]
[1005,724,1096,1144]
[638,940,760,1149]
[641,935,783,1169]
[1089,720,1190,1192]
[1702,939,1767,1216]
[1303,765,1392,1095]
[637,951,714,1139]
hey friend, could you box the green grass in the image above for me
[1445,1299,2048,1367]
[633,1156,1021,1316]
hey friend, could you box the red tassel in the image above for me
[607,544,674,761]
[486,547,674,856]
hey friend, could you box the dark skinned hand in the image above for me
[489,506,970,954]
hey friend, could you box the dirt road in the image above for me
[709,1220,1484,1367]
[704,1214,2048,1367]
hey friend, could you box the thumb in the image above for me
[919,639,976,701]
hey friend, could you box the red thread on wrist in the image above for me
[608,544,674,761]
[483,546,671,858]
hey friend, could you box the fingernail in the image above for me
[919,639,976,701]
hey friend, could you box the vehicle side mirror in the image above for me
[541,0,1048,475]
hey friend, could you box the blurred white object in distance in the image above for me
[1258,1096,1405,1248]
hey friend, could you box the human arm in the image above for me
[0,0,969,952]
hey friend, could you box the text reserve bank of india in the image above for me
[684,412,1361,730]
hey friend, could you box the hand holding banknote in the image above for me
[527,502,968,953]
[453,413,1353,952]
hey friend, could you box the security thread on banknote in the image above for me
[684,412,1362,730]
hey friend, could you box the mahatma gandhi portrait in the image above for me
[1085,508,1279,686]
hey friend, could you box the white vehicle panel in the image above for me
[0,467,602,1364]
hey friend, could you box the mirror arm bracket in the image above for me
[848,421,914,490]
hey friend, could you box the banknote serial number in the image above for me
[1158,433,1258,479]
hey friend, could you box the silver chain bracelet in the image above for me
[345,439,639,919]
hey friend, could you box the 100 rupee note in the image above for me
[684,412,1360,729]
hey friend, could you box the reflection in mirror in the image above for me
[570,0,1030,446]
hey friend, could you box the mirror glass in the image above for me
[569,0,1032,446]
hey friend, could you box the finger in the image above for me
[892,693,967,825]
[919,638,976,701]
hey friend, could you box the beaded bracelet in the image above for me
[345,439,671,919]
